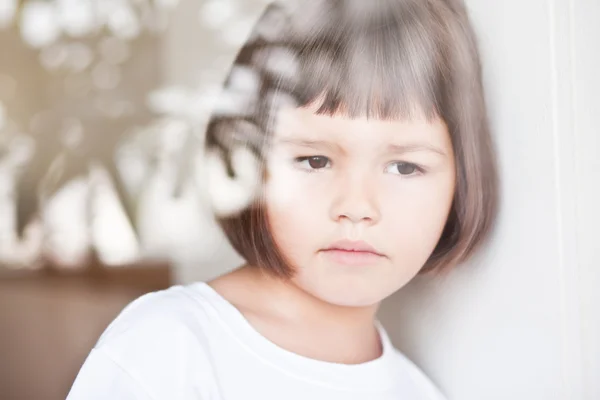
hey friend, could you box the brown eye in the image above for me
[296,156,330,170]
[308,156,329,169]
[390,162,420,176]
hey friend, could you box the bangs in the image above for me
[290,15,447,122]
[237,0,451,125]
[213,0,452,147]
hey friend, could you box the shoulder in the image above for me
[95,282,225,353]
[89,283,219,398]
[376,321,446,399]
[96,284,208,347]
[389,348,447,400]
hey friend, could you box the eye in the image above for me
[386,162,422,176]
[295,156,331,171]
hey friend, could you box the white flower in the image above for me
[147,86,191,116]
[157,118,189,154]
[0,0,17,29]
[205,146,261,217]
[88,163,140,266]
[106,2,140,39]
[250,4,288,42]
[6,134,35,168]
[199,0,236,29]
[229,65,261,93]
[253,46,299,83]
[20,1,61,48]
[220,16,256,47]
[114,137,151,199]
[184,86,220,122]
[209,66,261,117]
[41,177,92,268]
[56,0,96,38]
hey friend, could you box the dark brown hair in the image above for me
[205,0,499,278]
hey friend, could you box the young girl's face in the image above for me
[264,101,456,307]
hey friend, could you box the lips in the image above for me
[323,239,383,255]
[320,240,385,266]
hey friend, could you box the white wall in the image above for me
[571,1,600,397]
[162,0,599,398]
[379,0,599,398]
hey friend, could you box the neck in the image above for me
[258,267,380,326]
[218,265,383,364]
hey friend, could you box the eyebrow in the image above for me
[273,138,344,153]
[385,143,447,157]
[274,138,447,157]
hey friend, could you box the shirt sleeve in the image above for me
[66,349,155,400]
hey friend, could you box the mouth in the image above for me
[320,240,386,266]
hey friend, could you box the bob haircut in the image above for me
[204,0,499,278]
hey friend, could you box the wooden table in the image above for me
[0,263,172,400]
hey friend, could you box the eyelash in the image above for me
[293,156,426,176]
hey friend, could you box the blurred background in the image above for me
[0,0,599,400]
[0,1,263,398]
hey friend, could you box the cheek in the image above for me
[381,175,455,254]
[264,155,328,206]
[264,168,328,254]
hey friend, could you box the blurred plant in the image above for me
[0,108,43,268]
[0,0,183,268]
[0,0,266,270]
[0,0,180,47]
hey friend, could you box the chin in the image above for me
[290,260,410,308]
[303,283,391,308]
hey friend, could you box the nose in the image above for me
[329,172,381,225]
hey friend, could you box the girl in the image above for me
[67,0,498,399]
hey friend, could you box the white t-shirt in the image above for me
[67,282,446,400]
